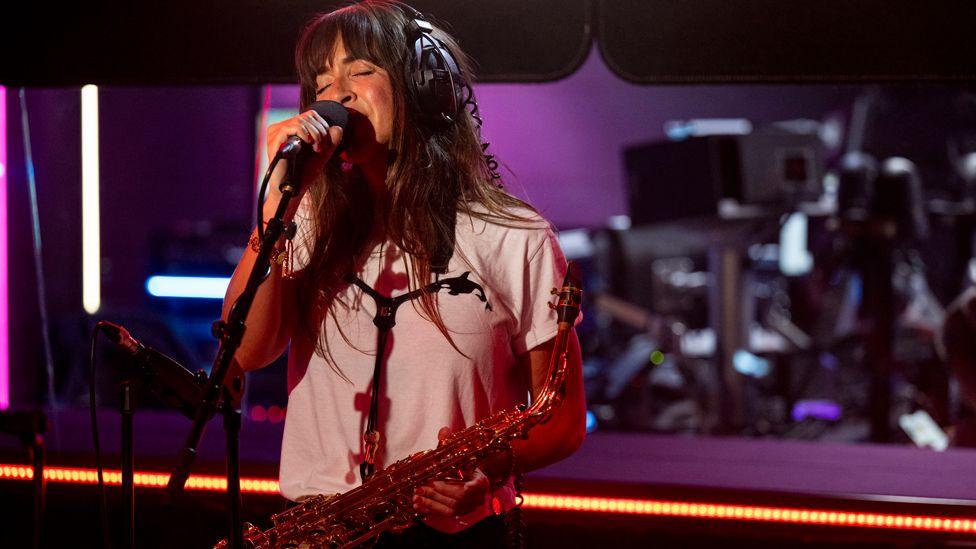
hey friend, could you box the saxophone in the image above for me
[217,265,582,549]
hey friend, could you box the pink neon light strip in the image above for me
[0,85,8,410]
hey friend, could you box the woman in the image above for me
[223,1,585,544]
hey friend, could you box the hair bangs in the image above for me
[296,3,406,111]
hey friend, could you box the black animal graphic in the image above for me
[433,272,492,311]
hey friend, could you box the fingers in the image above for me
[265,110,343,161]
[412,427,489,517]
[412,472,490,517]
[299,111,330,152]
[413,485,459,516]
[302,111,343,156]
[295,112,320,150]
[427,480,470,500]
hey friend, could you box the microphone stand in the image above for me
[121,381,135,549]
[167,151,301,549]
[106,330,221,549]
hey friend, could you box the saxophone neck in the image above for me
[523,264,581,427]
[523,335,571,426]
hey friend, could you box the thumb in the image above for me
[437,426,452,443]
[327,125,344,150]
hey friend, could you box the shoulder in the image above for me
[451,203,566,287]
[455,203,555,253]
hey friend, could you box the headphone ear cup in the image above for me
[408,28,465,127]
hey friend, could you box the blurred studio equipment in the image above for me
[589,122,824,434]
[834,86,976,443]
[943,286,976,446]
[834,151,931,442]
[589,91,976,442]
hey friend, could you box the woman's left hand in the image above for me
[411,428,491,517]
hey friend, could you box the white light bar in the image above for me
[81,85,100,314]
[146,276,230,299]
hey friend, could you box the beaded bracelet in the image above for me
[248,234,294,277]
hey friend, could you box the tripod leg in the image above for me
[225,404,244,549]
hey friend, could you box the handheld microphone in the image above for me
[276,100,350,158]
[97,321,213,419]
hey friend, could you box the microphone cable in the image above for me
[255,154,283,242]
[18,89,60,445]
[230,153,284,326]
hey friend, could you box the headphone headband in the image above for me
[403,6,466,128]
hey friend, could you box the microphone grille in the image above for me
[308,100,349,131]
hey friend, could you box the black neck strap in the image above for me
[347,274,442,481]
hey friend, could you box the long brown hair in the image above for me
[293,0,536,369]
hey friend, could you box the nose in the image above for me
[324,76,355,106]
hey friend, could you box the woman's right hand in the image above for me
[264,109,344,216]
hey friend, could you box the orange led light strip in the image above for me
[0,464,279,494]
[2,464,974,534]
[520,493,976,534]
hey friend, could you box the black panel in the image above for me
[624,131,823,226]
[0,0,591,86]
[599,0,976,83]
[410,0,591,81]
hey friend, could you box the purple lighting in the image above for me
[792,400,842,422]
[0,85,8,410]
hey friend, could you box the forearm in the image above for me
[482,332,587,481]
[221,173,302,371]
[515,349,586,473]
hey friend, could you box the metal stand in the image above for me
[121,382,136,549]
[168,152,301,549]
[708,234,749,433]
[853,227,896,442]
[95,320,221,549]
[116,370,241,548]
[224,406,243,548]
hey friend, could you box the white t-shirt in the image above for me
[278,200,567,532]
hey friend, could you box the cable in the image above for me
[461,83,501,183]
[18,89,60,441]
[230,153,285,324]
[255,154,282,240]
[89,323,113,549]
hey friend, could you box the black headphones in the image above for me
[403,5,467,128]
[400,5,466,273]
